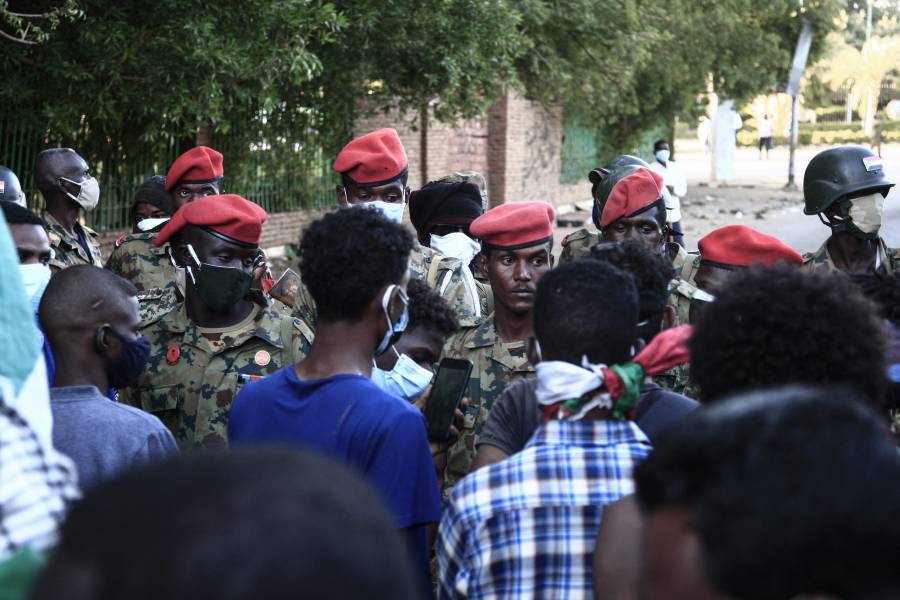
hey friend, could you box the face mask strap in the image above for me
[58,176,83,202]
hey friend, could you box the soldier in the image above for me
[561,156,691,270]
[34,148,102,272]
[0,166,26,206]
[120,194,314,451]
[677,225,802,323]
[801,145,897,274]
[328,128,483,326]
[129,175,174,233]
[441,201,555,490]
[409,179,488,320]
[106,147,224,326]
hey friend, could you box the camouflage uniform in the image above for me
[441,314,534,491]
[559,227,598,264]
[105,232,185,328]
[801,237,900,273]
[121,305,314,451]
[44,213,102,273]
[409,244,488,327]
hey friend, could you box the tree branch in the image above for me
[0,27,37,44]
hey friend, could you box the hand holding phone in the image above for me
[423,358,473,442]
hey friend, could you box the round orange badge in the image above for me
[254,350,271,367]
[166,346,180,365]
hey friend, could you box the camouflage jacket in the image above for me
[802,237,899,274]
[559,228,598,264]
[121,305,314,451]
[44,213,102,273]
[409,244,488,327]
[440,314,534,491]
[105,232,185,328]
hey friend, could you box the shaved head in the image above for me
[39,266,138,340]
[34,148,87,196]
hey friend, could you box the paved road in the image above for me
[674,144,900,253]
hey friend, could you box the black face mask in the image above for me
[185,245,253,314]
[104,327,151,389]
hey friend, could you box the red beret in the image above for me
[599,168,664,227]
[165,146,224,192]
[470,201,555,250]
[698,225,802,268]
[154,194,267,247]
[333,128,408,186]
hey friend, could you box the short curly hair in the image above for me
[590,240,674,326]
[406,279,458,338]
[299,207,414,322]
[689,266,887,406]
[636,385,900,599]
[849,271,900,327]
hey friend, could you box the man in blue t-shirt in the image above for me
[229,206,442,592]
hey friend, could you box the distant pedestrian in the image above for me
[758,114,774,159]
[649,139,687,247]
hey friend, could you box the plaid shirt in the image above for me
[0,400,79,559]
[436,420,651,599]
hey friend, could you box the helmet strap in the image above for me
[819,202,877,241]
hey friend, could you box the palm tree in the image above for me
[820,34,900,136]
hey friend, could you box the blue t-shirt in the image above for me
[229,367,442,586]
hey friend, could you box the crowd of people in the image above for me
[0,127,899,599]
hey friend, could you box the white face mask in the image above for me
[848,192,885,235]
[430,232,481,265]
[655,149,671,163]
[371,351,434,402]
[367,200,406,224]
[19,263,51,314]
[136,217,170,232]
[59,176,100,211]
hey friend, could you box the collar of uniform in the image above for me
[465,315,533,372]
[525,419,649,450]
[163,305,284,351]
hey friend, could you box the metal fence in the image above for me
[0,118,336,232]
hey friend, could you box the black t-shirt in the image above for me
[477,376,699,455]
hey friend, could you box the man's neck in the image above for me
[185,291,254,328]
[827,232,878,273]
[45,197,80,235]
[493,303,534,343]
[52,356,108,392]
[295,320,376,381]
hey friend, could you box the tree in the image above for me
[0,0,80,45]
[819,32,900,135]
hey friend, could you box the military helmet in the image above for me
[0,166,25,206]
[803,145,894,215]
[589,155,656,228]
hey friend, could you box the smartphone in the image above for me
[424,358,473,442]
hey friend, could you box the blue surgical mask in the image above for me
[372,351,434,401]
[19,264,51,315]
[375,285,409,356]
[655,149,670,163]
[368,200,406,224]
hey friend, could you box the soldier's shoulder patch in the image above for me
[115,233,127,248]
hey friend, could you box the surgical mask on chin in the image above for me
[848,192,884,237]
[371,352,434,401]
[655,149,671,163]
[59,176,100,211]
[375,284,409,356]
[19,263,51,314]
[368,200,406,224]
[185,244,253,314]
[430,232,481,265]
[135,217,170,233]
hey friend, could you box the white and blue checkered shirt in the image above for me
[436,419,651,599]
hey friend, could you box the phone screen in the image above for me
[424,358,473,441]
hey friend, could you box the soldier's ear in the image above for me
[475,251,489,277]
[662,305,676,330]
[171,244,190,268]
